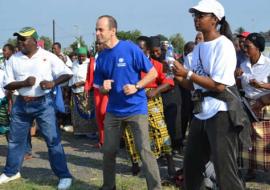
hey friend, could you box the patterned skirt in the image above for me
[239,100,270,170]
[0,97,10,134]
[239,121,270,171]
[71,91,97,135]
[123,90,172,163]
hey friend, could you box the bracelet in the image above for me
[186,70,193,80]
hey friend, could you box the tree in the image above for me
[169,33,185,54]
[260,30,270,42]
[6,38,17,47]
[69,36,88,52]
[39,36,52,50]
[117,30,141,42]
[157,34,168,42]
[235,27,245,36]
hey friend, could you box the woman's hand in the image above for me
[172,61,188,78]
[249,79,263,89]
[146,89,159,99]
[235,68,243,77]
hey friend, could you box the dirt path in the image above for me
[0,133,269,190]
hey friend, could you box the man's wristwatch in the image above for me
[135,83,142,90]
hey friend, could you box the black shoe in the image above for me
[99,186,116,190]
[166,154,176,176]
[244,170,256,181]
[131,162,140,176]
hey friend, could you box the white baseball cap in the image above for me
[189,0,225,21]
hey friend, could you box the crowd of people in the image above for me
[0,0,269,190]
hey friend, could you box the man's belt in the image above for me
[19,95,45,102]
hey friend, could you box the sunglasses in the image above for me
[192,12,213,19]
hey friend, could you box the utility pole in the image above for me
[73,25,80,48]
[53,19,55,43]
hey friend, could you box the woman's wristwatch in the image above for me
[186,70,193,80]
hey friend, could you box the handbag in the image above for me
[53,85,66,113]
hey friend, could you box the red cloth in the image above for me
[94,88,108,145]
[141,58,174,88]
[84,57,95,92]
[85,57,108,145]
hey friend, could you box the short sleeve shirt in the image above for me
[4,48,72,97]
[191,35,236,120]
[240,54,270,99]
[94,40,153,116]
[0,69,6,99]
[69,58,89,93]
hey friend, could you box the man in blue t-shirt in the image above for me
[94,15,161,190]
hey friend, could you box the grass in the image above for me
[0,175,179,190]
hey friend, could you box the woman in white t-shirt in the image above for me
[69,47,94,135]
[173,0,245,189]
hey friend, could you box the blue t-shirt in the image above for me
[94,40,153,117]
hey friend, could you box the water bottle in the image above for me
[165,44,175,78]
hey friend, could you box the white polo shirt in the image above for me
[69,58,89,93]
[240,54,270,99]
[4,48,72,97]
[191,35,236,120]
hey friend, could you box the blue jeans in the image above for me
[4,93,71,178]
[25,132,32,155]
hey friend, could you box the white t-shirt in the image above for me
[69,58,89,93]
[4,48,72,97]
[0,69,6,99]
[240,54,270,99]
[65,55,73,68]
[184,52,193,70]
[191,35,236,120]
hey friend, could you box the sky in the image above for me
[0,0,269,49]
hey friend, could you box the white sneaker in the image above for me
[0,172,21,184]
[63,125,74,133]
[57,178,72,190]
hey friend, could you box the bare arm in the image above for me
[173,61,225,92]
[137,67,157,88]
[40,74,72,90]
[4,76,36,91]
[123,67,157,95]
[71,81,85,89]
[147,83,170,99]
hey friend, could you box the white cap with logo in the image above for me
[189,0,225,21]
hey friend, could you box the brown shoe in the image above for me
[24,153,33,161]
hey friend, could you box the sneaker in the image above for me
[57,178,72,190]
[0,172,21,184]
[63,125,74,133]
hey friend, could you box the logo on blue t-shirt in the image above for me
[117,58,126,67]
